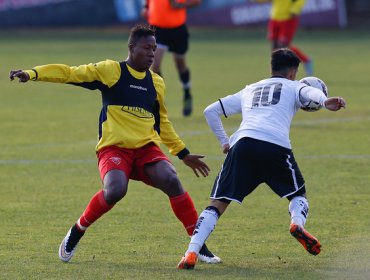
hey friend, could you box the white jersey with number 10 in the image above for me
[204,77,328,149]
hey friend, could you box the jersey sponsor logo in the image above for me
[109,156,122,165]
[121,105,154,119]
[130,84,148,92]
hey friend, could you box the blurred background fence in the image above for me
[0,0,368,29]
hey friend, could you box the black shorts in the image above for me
[210,137,305,203]
[152,24,189,55]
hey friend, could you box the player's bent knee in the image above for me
[158,173,183,196]
[104,189,127,204]
[163,172,181,189]
[104,183,127,204]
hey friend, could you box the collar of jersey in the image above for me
[271,75,287,79]
[126,63,146,80]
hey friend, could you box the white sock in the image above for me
[76,218,88,231]
[186,207,219,255]
[289,196,309,227]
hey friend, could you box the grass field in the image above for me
[0,27,369,279]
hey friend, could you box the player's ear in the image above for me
[128,43,135,53]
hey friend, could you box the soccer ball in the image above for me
[299,76,329,112]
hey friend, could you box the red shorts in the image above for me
[97,144,171,186]
[268,17,298,45]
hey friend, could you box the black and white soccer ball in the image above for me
[299,76,329,112]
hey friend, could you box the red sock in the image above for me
[290,45,310,63]
[169,192,198,236]
[76,190,114,231]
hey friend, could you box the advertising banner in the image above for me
[0,0,347,28]
[0,0,73,11]
[0,0,118,27]
[189,0,347,28]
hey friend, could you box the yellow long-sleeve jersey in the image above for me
[256,0,306,21]
[271,0,306,20]
[25,60,189,158]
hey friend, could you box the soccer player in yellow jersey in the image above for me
[142,0,201,116]
[9,24,220,264]
[255,0,313,75]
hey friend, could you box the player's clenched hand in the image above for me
[9,70,30,83]
[182,154,210,177]
[324,97,346,111]
[222,143,230,154]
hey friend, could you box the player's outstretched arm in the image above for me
[324,97,346,111]
[9,70,30,83]
[182,154,210,178]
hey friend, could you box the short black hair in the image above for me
[128,24,156,45]
[271,48,300,73]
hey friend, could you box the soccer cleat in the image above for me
[183,94,193,117]
[58,224,85,262]
[198,243,221,264]
[177,252,198,269]
[290,223,321,255]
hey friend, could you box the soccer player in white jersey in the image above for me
[177,48,346,269]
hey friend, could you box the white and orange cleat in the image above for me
[177,252,198,269]
[290,223,321,255]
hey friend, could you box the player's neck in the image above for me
[125,59,147,73]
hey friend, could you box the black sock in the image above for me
[184,88,191,99]
[180,70,191,99]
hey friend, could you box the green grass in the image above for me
[0,27,369,279]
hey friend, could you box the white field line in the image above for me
[0,159,97,165]
[179,116,370,136]
[292,116,370,126]
[201,154,370,161]
[0,154,369,166]
[1,117,368,165]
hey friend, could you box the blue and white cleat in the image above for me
[58,225,85,262]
